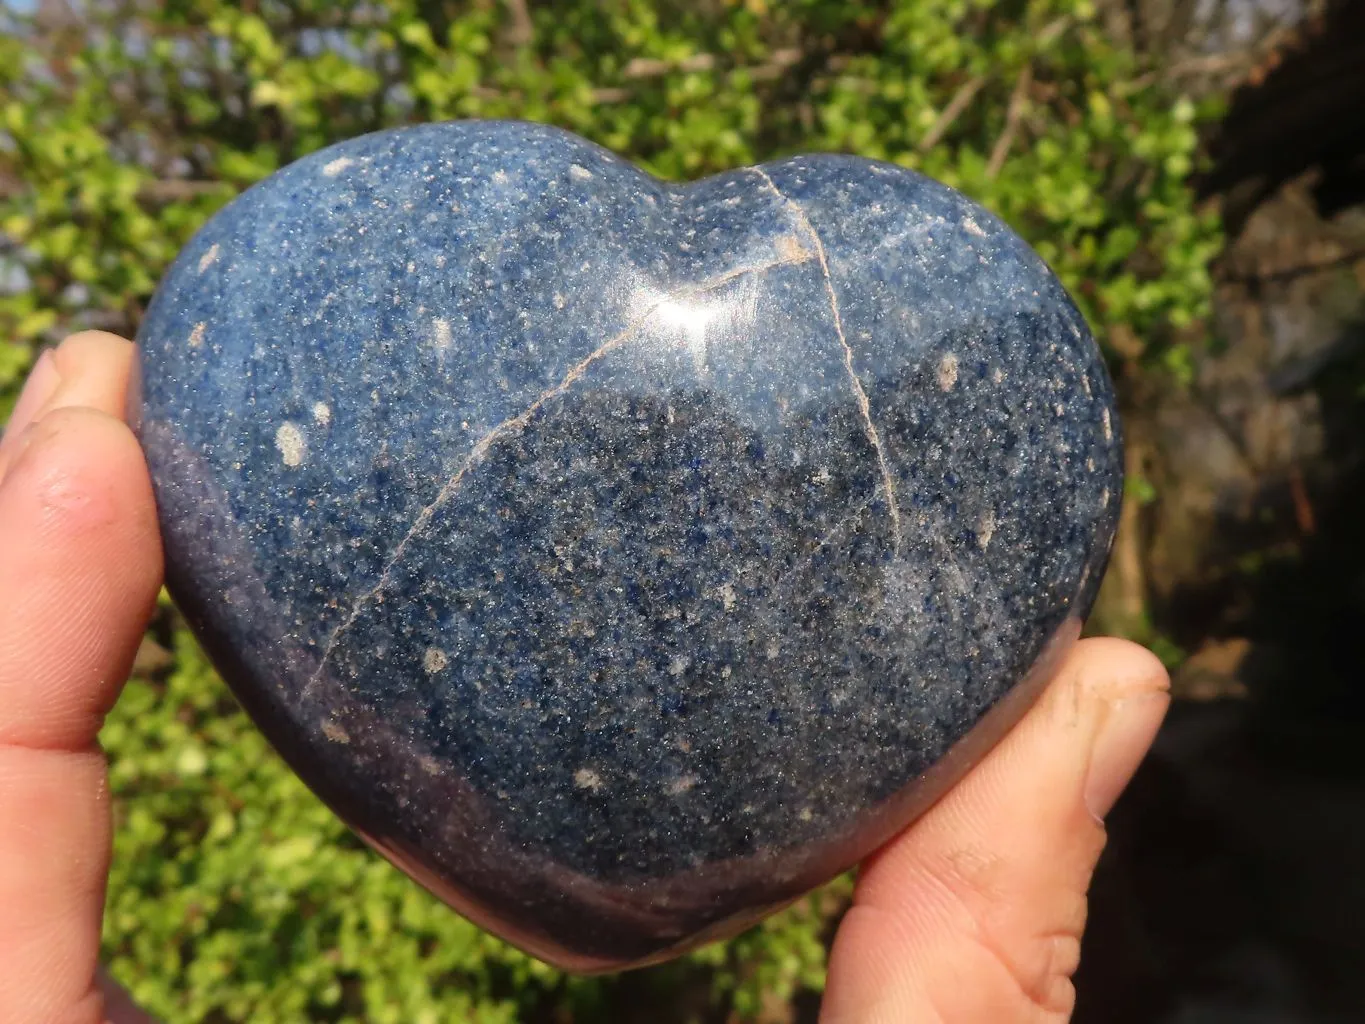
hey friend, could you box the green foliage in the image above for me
[2,0,1220,377]
[0,0,1224,1019]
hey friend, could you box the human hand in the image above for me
[0,332,163,1024]
[820,636,1169,1021]
[0,332,1167,1023]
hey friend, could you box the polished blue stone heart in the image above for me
[134,120,1122,971]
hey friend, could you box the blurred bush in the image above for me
[0,0,1222,1019]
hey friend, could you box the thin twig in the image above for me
[1221,248,1365,285]
[0,178,225,203]
[1035,15,1072,47]
[917,74,986,152]
[746,48,803,81]
[621,53,716,78]
[137,179,227,202]
[591,49,802,105]
[502,0,533,47]
[1123,23,1300,93]
[986,64,1032,179]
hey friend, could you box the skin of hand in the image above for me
[0,332,1170,1024]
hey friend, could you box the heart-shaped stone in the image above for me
[134,120,1121,972]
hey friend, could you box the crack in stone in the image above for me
[304,247,817,697]
[749,167,903,556]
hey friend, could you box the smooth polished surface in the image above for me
[135,120,1122,971]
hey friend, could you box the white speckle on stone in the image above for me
[432,317,453,350]
[418,755,442,776]
[977,510,996,550]
[1054,403,1066,417]
[1087,457,1096,471]
[423,647,448,674]
[321,720,350,744]
[311,401,331,426]
[492,169,510,186]
[435,253,447,268]
[322,156,355,177]
[668,655,690,677]
[1081,374,1093,397]
[568,163,593,181]
[275,422,306,467]
[574,767,604,792]
[1101,487,1111,507]
[798,807,814,822]
[993,367,1005,384]
[188,322,206,348]
[963,216,986,237]
[553,292,566,310]
[937,352,959,391]
[406,260,415,273]
[198,243,220,273]
[765,639,780,660]
[721,665,732,678]
[813,466,832,485]
[719,583,737,612]
[1102,407,1113,442]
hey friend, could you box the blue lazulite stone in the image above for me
[134,120,1122,971]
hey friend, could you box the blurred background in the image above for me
[2,0,1362,1020]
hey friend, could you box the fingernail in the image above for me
[30,361,117,420]
[1,349,61,454]
[1083,689,1170,820]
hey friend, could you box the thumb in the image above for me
[822,637,1170,1023]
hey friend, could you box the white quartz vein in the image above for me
[749,167,903,555]
[304,247,816,695]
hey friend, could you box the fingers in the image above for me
[822,637,1170,1024]
[0,333,163,1024]
[0,332,137,473]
